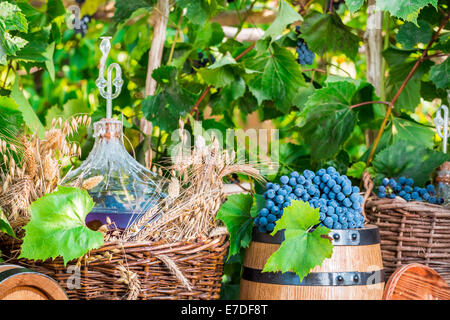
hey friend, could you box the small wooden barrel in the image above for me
[240,224,385,300]
[384,263,450,300]
[0,264,68,300]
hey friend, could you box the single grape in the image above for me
[324,217,333,228]
[382,178,389,186]
[266,223,275,232]
[290,171,300,178]
[405,178,414,186]
[296,176,306,184]
[280,175,289,185]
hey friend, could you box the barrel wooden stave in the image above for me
[0,264,68,300]
[239,225,385,300]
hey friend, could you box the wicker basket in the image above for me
[362,172,450,284]
[0,235,228,300]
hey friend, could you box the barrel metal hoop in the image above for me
[242,267,385,286]
[252,224,380,246]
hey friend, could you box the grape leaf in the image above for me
[244,42,305,113]
[263,0,303,40]
[376,0,438,25]
[197,53,238,88]
[19,187,104,265]
[10,79,45,138]
[345,0,365,14]
[372,141,449,186]
[176,0,219,26]
[215,193,260,259]
[0,208,15,239]
[142,66,197,131]
[301,11,360,59]
[385,60,433,112]
[0,2,28,33]
[298,81,361,160]
[262,200,333,282]
[383,118,436,149]
[113,0,155,22]
[429,58,449,90]
[347,161,367,179]
[396,20,432,49]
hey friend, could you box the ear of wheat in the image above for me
[0,115,91,233]
[123,123,263,243]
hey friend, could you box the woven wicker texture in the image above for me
[1,235,228,300]
[362,172,450,284]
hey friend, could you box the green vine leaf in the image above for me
[345,0,365,14]
[245,42,305,113]
[142,66,197,132]
[215,193,261,259]
[0,208,15,239]
[376,0,438,25]
[429,58,449,90]
[262,200,333,282]
[301,11,360,59]
[10,79,45,138]
[19,187,104,265]
[0,2,28,33]
[113,0,155,22]
[396,20,432,49]
[263,0,303,40]
[372,141,449,186]
[298,81,364,160]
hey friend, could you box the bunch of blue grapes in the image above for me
[377,177,444,204]
[74,15,91,37]
[192,51,216,69]
[254,167,366,233]
[295,26,315,66]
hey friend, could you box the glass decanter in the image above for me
[62,37,165,229]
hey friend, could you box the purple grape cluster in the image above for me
[295,26,315,66]
[192,51,216,69]
[74,15,91,37]
[254,167,365,233]
[377,177,444,204]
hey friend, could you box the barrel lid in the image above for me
[252,224,380,246]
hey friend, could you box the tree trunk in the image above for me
[140,0,170,169]
[364,0,383,147]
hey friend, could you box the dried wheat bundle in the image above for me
[0,115,91,230]
[123,120,263,243]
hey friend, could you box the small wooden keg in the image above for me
[240,224,385,300]
[0,264,68,300]
[384,263,450,300]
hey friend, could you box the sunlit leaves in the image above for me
[263,0,302,40]
[20,187,104,265]
[376,0,438,24]
[262,200,333,282]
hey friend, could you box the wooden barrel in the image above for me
[239,224,385,300]
[384,263,450,300]
[0,264,68,300]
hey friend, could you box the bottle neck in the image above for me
[93,119,123,141]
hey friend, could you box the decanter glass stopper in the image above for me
[96,36,123,119]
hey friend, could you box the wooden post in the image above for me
[140,0,170,169]
[364,0,383,147]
